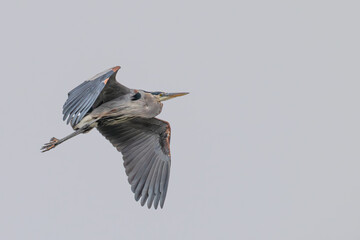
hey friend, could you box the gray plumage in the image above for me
[41,66,188,209]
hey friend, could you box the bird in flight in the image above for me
[41,66,188,209]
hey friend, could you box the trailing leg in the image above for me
[41,121,97,152]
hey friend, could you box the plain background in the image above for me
[1,0,359,239]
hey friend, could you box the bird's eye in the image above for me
[159,93,163,97]
[131,92,141,101]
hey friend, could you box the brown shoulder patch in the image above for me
[112,66,121,72]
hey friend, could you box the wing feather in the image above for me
[62,67,130,127]
[97,117,171,209]
[153,161,164,209]
[64,79,100,124]
[63,83,93,120]
[144,157,160,208]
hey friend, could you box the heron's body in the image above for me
[75,90,163,130]
[42,66,188,209]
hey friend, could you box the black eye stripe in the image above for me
[143,91,163,96]
[131,92,141,101]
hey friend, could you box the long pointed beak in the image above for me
[159,92,189,101]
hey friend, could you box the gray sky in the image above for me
[1,0,359,239]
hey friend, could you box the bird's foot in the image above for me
[41,137,59,152]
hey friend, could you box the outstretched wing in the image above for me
[97,117,171,209]
[62,66,130,127]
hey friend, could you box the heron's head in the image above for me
[150,91,189,102]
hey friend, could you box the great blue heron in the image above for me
[41,66,188,209]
